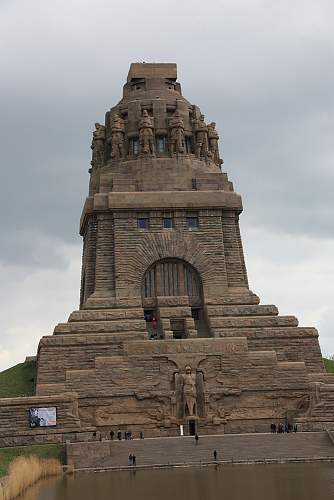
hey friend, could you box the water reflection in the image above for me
[21,463,334,500]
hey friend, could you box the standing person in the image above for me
[132,454,136,466]
[128,453,133,466]
[152,316,158,338]
[195,433,199,445]
[294,423,298,433]
[213,450,217,461]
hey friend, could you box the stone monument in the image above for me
[1,63,334,446]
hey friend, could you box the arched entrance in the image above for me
[142,259,208,338]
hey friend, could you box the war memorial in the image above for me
[1,63,334,449]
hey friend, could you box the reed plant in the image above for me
[0,456,62,500]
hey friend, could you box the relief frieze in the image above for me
[125,338,247,356]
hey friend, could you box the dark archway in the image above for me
[142,258,203,306]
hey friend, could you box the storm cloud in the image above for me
[0,0,333,369]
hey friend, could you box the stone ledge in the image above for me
[106,191,242,210]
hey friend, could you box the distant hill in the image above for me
[323,357,334,374]
[0,360,36,398]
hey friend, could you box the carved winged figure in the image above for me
[182,366,197,417]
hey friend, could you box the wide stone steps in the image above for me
[215,326,318,338]
[206,304,279,317]
[209,315,298,329]
[54,319,147,335]
[68,308,145,322]
[68,432,334,469]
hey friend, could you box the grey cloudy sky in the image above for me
[0,0,333,371]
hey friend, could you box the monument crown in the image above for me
[127,62,177,82]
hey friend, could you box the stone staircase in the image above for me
[67,432,334,469]
[53,307,147,336]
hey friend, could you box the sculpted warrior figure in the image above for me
[193,114,209,159]
[139,109,155,156]
[207,122,221,164]
[91,122,106,168]
[169,110,185,154]
[182,366,197,417]
[110,113,125,160]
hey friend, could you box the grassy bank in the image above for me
[0,361,36,398]
[323,358,334,373]
[0,445,63,478]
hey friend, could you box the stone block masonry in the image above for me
[2,62,333,448]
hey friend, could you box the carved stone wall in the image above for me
[7,62,331,446]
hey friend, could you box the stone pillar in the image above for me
[235,215,249,287]
[81,217,97,307]
[95,212,114,295]
[222,210,248,288]
[86,213,115,307]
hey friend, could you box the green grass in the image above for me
[323,358,334,373]
[0,361,36,398]
[0,444,64,477]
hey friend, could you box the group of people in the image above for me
[270,422,298,433]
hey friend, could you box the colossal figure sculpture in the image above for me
[207,122,221,165]
[182,366,197,417]
[139,109,155,156]
[110,113,125,160]
[193,114,209,158]
[169,110,185,154]
[90,122,106,168]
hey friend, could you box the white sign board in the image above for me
[29,407,57,428]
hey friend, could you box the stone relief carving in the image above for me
[78,407,96,425]
[139,109,155,156]
[90,106,223,162]
[173,365,205,419]
[169,110,185,154]
[66,397,80,420]
[90,122,106,168]
[207,394,226,422]
[182,365,197,416]
[110,113,125,160]
[192,114,209,159]
[207,122,221,165]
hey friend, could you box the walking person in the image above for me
[128,453,133,466]
[213,450,217,461]
[195,433,199,445]
[132,454,136,466]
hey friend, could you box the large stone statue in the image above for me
[182,366,197,417]
[207,122,221,164]
[91,122,106,168]
[139,109,155,156]
[169,110,185,154]
[110,113,125,160]
[193,114,209,159]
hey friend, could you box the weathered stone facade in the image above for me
[1,63,334,446]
